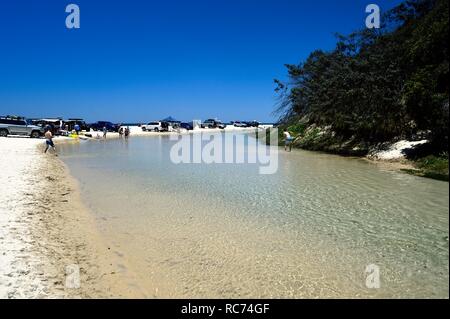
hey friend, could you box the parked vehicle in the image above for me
[0,116,44,138]
[30,118,64,135]
[142,121,164,132]
[161,116,181,129]
[180,122,194,131]
[233,121,249,128]
[201,119,226,129]
[90,121,119,132]
[160,121,172,132]
[65,119,90,132]
[245,121,260,127]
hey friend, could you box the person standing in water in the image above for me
[283,129,294,152]
[124,126,130,139]
[74,123,80,135]
[118,127,124,138]
[103,126,107,139]
[44,129,56,154]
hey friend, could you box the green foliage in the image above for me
[287,123,307,136]
[274,0,449,152]
[402,154,449,181]
[416,154,449,172]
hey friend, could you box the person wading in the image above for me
[283,129,295,152]
[74,123,80,135]
[44,129,56,155]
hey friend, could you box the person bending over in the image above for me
[283,129,295,152]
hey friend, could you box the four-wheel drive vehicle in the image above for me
[201,119,226,129]
[233,121,249,128]
[180,122,194,130]
[65,119,90,132]
[0,116,44,138]
[30,118,64,135]
[142,121,163,132]
[90,121,119,132]
[245,121,260,127]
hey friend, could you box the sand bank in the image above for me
[368,140,429,160]
[82,125,269,140]
[0,137,146,298]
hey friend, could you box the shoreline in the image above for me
[0,137,147,298]
[52,134,450,298]
[1,133,446,298]
[288,144,448,182]
[0,127,270,298]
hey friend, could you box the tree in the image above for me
[274,0,448,152]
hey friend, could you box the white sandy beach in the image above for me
[0,137,47,298]
[0,136,145,298]
[86,125,271,139]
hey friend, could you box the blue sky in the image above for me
[0,0,402,123]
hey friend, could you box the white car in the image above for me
[0,117,44,138]
[142,121,163,132]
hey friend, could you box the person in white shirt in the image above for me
[283,129,294,152]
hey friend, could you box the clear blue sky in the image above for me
[0,0,402,123]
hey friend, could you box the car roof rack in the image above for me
[0,115,26,120]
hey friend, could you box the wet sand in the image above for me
[0,127,267,299]
[0,137,145,298]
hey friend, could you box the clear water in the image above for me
[58,133,449,298]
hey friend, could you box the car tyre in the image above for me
[0,129,8,137]
[30,131,40,138]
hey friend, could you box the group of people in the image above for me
[118,126,130,139]
[97,126,130,139]
[44,125,293,154]
[44,125,132,155]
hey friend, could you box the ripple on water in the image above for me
[57,136,449,298]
